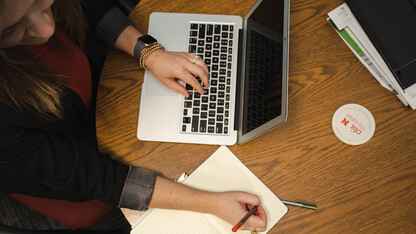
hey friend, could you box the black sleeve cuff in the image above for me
[94,7,133,49]
[118,166,156,210]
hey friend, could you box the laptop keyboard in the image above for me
[180,22,235,135]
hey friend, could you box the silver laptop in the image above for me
[137,0,290,145]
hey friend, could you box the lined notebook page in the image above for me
[132,146,287,233]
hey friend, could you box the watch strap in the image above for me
[133,41,146,60]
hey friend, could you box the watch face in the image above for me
[139,35,157,46]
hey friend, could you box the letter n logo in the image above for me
[341,118,349,126]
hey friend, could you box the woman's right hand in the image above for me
[209,191,268,232]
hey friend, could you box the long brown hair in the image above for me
[0,0,87,120]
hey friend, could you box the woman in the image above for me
[0,0,267,232]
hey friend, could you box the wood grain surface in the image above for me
[96,0,416,233]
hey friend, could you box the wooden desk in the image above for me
[96,0,416,232]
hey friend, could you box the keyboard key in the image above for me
[191,23,198,29]
[220,61,226,67]
[218,99,224,106]
[202,96,209,103]
[192,116,199,132]
[219,76,226,82]
[214,42,220,48]
[189,45,196,53]
[206,44,212,50]
[189,38,197,44]
[222,25,229,31]
[225,118,229,125]
[207,24,213,35]
[200,120,207,132]
[230,25,234,31]
[220,54,227,60]
[208,126,215,133]
[183,109,188,115]
[186,84,193,91]
[217,107,224,113]
[221,39,228,45]
[217,115,223,121]
[208,118,215,125]
[182,125,187,131]
[190,31,197,37]
[218,92,225,98]
[201,104,208,111]
[198,40,204,46]
[183,117,191,123]
[214,35,220,41]
[198,24,205,39]
[198,47,204,54]
[222,32,228,38]
[209,110,215,117]
[224,127,228,134]
[210,95,217,102]
[216,123,223,133]
[201,112,207,118]
[184,101,192,108]
[193,108,200,114]
[209,103,216,109]
[193,100,200,106]
[214,25,221,34]
[225,110,229,117]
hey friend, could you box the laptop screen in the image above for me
[238,0,289,143]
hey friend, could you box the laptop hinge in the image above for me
[234,29,244,131]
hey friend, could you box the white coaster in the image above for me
[332,104,375,145]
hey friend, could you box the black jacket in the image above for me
[0,0,155,210]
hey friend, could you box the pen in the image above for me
[281,200,317,210]
[232,205,258,232]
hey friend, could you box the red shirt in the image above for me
[24,27,92,109]
[9,28,112,229]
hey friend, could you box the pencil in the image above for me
[232,206,258,232]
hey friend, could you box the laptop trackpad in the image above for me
[146,73,178,96]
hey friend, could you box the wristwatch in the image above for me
[134,35,158,59]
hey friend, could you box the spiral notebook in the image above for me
[132,146,288,233]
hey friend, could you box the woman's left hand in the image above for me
[145,50,209,98]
